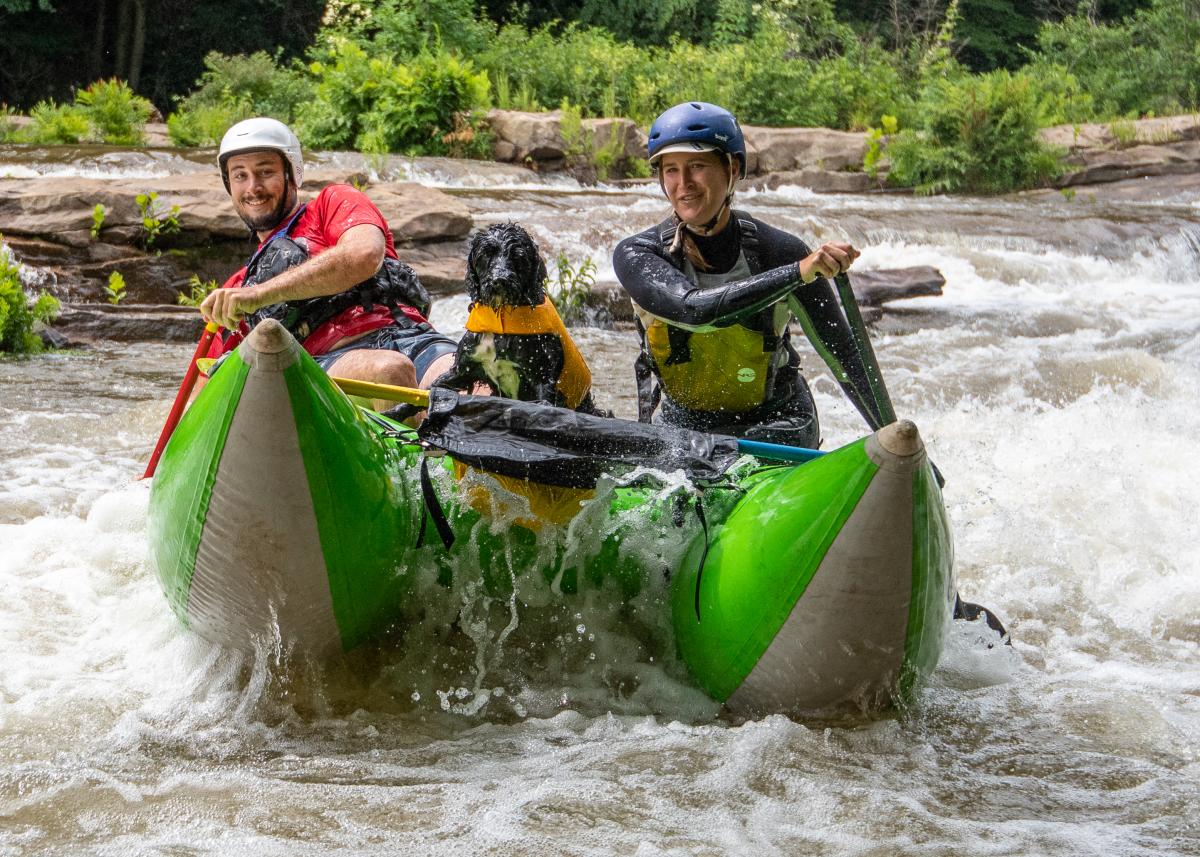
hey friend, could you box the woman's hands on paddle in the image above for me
[798,242,860,285]
[199,285,269,330]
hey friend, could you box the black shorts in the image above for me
[314,323,458,380]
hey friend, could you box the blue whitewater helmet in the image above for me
[647,102,746,179]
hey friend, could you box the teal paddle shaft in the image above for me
[736,439,825,463]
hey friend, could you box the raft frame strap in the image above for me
[416,457,455,550]
[692,495,711,622]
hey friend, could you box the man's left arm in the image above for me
[201,224,386,330]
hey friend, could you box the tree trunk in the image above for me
[90,0,108,81]
[114,0,131,80]
[128,0,146,91]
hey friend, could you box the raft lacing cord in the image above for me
[416,456,456,550]
[671,491,712,622]
[361,409,415,438]
[356,411,455,549]
[691,497,710,621]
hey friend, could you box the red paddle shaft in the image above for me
[142,321,219,479]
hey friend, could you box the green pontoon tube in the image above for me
[147,320,953,715]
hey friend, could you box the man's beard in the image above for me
[237,184,295,233]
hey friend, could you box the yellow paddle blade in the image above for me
[195,358,217,377]
[330,376,430,408]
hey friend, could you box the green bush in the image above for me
[167,51,312,146]
[884,69,1064,195]
[1015,60,1095,127]
[322,0,495,58]
[298,39,490,156]
[16,80,154,145]
[478,23,655,122]
[548,252,597,325]
[0,105,16,142]
[0,242,60,355]
[90,203,106,239]
[1035,0,1200,119]
[167,102,253,147]
[799,41,914,131]
[136,191,182,249]
[75,79,153,145]
[21,101,90,144]
[475,17,918,129]
[177,274,219,308]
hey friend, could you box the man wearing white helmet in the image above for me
[198,117,458,409]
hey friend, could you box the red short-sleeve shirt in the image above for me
[208,184,405,357]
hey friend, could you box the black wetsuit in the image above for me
[613,211,862,447]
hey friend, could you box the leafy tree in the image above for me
[712,0,754,45]
[321,0,495,57]
[955,0,1040,70]
[1034,0,1199,116]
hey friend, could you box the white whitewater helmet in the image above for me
[218,117,304,192]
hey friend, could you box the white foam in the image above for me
[2,176,1199,854]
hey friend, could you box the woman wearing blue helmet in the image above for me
[612,101,865,446]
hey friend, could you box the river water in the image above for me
[1,152,1198,855]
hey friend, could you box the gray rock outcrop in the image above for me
[1036,116,1200,189]
[51,303,207,344]
[486,109,645,180]
[741,126,869,176]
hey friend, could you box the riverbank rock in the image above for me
[1057,141,1200,187]
[1039,115,1200,152]
[486,109,645,180]
[741,126,869,177]
[744,168,878,194]
[50,303,206,344]
[1039,115,1200,190]
[0,172,472,303]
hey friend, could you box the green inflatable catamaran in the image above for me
[147,320,954,715]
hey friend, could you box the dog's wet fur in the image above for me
[436,222,598,413]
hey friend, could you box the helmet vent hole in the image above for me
[686,124,706,131]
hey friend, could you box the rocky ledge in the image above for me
[487,109,1200,199]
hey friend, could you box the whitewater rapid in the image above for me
[1,161,1197,855]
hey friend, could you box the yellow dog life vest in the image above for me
[464,298,593,411]
[458,298,596,526]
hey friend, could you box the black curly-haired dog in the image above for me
[436,222,598,413]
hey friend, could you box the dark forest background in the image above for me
[0,0,1149,112]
